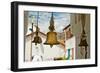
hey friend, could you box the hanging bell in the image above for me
[32,35,42,45]
[44,12,59,48]
[44,31,59,48]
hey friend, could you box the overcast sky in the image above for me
[28,11,70,33]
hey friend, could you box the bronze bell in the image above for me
[44,31,59,47]
[32,35,42,45]
[44,12,59,47]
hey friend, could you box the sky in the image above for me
[27,11,70,33]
